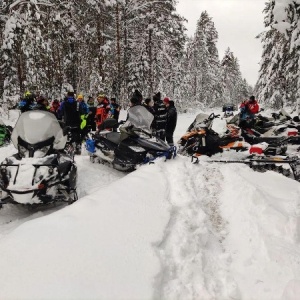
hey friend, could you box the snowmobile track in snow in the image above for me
[154,157,239,299]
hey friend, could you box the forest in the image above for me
[1,0,295,111]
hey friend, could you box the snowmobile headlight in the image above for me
[34,146,51,158]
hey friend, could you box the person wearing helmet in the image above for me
[76,94,90,141]
[18,91,36,113]
[239,95,259,128]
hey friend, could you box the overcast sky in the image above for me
[176,0,266,86]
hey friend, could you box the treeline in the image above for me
[0,0,251,110]
[256,0,300,109]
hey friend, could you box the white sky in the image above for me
[176,0,266,86]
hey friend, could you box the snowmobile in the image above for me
[222,104,235,117]
[0,111,77,207]
[178,113,251,157]
[85,105,176,171]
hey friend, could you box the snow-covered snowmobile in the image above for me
[85,105,176,171]
[0,111,77,207]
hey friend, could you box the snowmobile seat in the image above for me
[57,161,73,178]
[106,132,121,145]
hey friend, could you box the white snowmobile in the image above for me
[0,111,77,207]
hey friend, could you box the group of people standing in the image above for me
[17,89,177,151]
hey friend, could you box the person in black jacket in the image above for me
[153,92,167,140]
[163,98,177,146]
[58,91,82,154]
[87,96,97,131]
[110,98,120,121]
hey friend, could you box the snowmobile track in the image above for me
[154,157,239,299]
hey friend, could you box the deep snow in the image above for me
[0,109,299,300]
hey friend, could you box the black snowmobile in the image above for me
[85,105,176,171]
[0,111,77,207]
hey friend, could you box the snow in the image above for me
[0,110,299,299]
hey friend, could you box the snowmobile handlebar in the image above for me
[207,113,220,121]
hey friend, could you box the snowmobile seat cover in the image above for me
[11,111,67,150]
[122,105,154,134]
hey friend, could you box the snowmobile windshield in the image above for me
[127,105,154,133]
[11,111,67,154]
[188,113,209,130]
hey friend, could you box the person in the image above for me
[18,91,36,113]
[58,92,84,154]
[95,93,111,129]
[76,94,90,141]
[142,98,155,129]
[87,96,97,131]
[239,95,259,127]
[50,99,60,119]
[153,92,167,140]
[143,98,155,115]
[34,95,49,111]
[110,97,120,121]
[163,98,177,146]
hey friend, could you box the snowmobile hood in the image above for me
[11,111,67,151]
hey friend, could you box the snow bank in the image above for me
[221,164,300,299]
[0,162,170,300]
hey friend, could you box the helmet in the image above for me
[24,91,31,97]
[77,94,84,100]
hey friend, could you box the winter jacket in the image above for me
[111,103,120,121]
[166,104,177,133]
[153,100,167,133]
[95,99,111,127]
[240,100,259,120]
[18,96,35,113]
[59,97,89,127]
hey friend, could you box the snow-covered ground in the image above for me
[0,109,300,300]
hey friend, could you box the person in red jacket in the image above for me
[239,96,259,127]
[95,94,111,129]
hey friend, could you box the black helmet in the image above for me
[130,89,142,105]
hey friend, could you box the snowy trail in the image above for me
[155,157,240,299]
